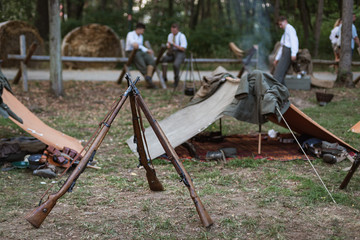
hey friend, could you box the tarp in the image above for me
[127,68,358,159]
[351,121,360,134]
[127,67,240,159]
[2,88,83,153]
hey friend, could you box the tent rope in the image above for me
[276,107,337,204]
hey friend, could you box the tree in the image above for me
[65,0,85,19]
[298,0,312,48]
[48,0,63,96]
[313,0,324,57]
[338,0,354,87]
[34,0,49,41]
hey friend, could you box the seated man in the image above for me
[125,23,156,88]
[162,23,188,87]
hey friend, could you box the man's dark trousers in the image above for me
[273,46,291,85]
[162,50,186,86]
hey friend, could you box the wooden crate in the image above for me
[284,75,311,90]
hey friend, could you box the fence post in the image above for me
[120,39,126,58]
[20,35,29,92]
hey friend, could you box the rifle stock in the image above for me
[25,79,138,228]
[134,94,213,228]
[25,194,57,228]
[117,49,137,84]
[340,154,360,189]
[129,94,164,191]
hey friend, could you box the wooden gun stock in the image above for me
[135,94,213,228]
[129,94,164,191]
[25,195,57,228]
[340,154,360,189]
[117,49,137,84]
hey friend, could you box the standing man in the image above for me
[125,23,156,88]
[273,16,299,85]
[161,23,187,87]
[335,14,360,56]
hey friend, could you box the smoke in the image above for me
[230,0,273,70]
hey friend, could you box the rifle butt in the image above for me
[193,196,214,228]
[25,195,58,228]
[146,171,165,191]
[340,157,360,189]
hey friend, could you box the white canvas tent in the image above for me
[127,68,358,159]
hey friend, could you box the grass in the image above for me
[1,80,360,239]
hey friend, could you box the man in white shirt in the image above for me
[336,14,360,55]
[125,23,156,88]
[273,16,299,85]
[161,23,188,87]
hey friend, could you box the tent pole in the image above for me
[258,124,261,154]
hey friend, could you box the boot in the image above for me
[162,64,168,82]
[145,76,156,89]
[174,76,180,88]
[145,66,157,89]
[146,65,154,77]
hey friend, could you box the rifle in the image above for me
[340,153,360,189]
[25,77,140,228]
[128,77,213,228]
[129,91,164,191]
[26,75,212,228]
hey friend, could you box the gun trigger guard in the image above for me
[180,175,190,187]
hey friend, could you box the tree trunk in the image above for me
[115,0,124,10]
[189,0,201,29]
[216,0,225,25]
[100,0,108,10]
[168,0,173,17]
[34,0,49,41]
[313,0,324,57]
[66,0,84,19]
[298,0,311,48]
[48,0,63,96]
[232,0,242,29]
[200,0,205,21]
[338,0,354,87]
[273,0,280,23]
[225,0,232,26]
[205,0,211,19]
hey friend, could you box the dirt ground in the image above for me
[1,80,360,239]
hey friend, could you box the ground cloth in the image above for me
[172,133,311,161]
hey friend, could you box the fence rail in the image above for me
[8,54,360,65]
[7,54,257,64]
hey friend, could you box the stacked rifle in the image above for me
[25,74,213,228]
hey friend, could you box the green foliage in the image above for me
[61,18,82,38]
[0,0,36,22]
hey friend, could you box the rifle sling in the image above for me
[136,100,154,168]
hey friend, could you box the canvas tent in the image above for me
[0,69,83,153]
[351,121,360,134]
[126,67,358,159]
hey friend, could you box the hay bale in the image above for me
[62,24,121,69]
[0,20,45,68]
